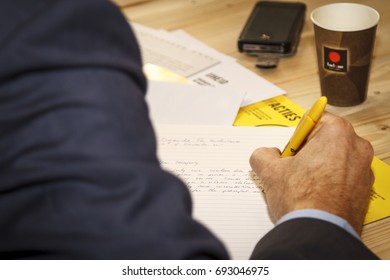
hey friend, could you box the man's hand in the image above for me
[250,112,374,234]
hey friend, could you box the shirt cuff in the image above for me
[276,209,360,239]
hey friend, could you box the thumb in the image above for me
[249,147,281,173]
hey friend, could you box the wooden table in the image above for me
[116,0,390,259]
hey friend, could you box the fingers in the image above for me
[249,147,281,173]
[307,112,374,162]
[249,111,376,231]
[250,147,283,197]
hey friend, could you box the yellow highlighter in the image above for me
[281,96,327,157]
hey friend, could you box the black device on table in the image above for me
[238,1,306,68]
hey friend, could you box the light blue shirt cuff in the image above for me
[276,209,360,239]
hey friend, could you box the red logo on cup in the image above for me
[328,51,341,63]
[324,47,347,73]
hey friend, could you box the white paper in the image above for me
[155,124,295,259]
[156,28,285,105]
[132,23,220,77]
[170,29,236,64]
[190,62,285,106]
[132,23,285,106]
[146,81,245,125]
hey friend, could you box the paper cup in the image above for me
[311,3,380,106]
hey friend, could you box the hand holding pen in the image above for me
[250,100,374,234]
[281,96,327,157]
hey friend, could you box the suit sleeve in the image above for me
[0,0,228,259]
[250,218,379,260]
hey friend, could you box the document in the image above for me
[168,29,285,106]
[132,23,220,77]
[155,124,295,259]
[234,95,306,127]
[155,124,390,259]
[189,62,285,106]
[132,23,284,105]
[146,81,245,125]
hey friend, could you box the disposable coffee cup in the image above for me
[311,3,380,106]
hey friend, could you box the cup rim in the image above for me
[311,3,380,32]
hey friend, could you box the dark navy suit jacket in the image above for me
[0,0,378,260]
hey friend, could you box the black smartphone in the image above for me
[238,1,306,67]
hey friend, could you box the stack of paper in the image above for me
[130,22,294,259]
[131,22,286,126]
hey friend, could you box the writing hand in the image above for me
[250,112,374,234]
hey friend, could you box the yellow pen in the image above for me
[281,96,327,157]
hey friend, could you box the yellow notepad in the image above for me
[365,157,390,224]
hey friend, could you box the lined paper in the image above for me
[155,125,295,259]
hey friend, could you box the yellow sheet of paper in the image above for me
[233,95,305,127]
[365,157,390,224]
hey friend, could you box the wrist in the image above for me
[276,209,360,239]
